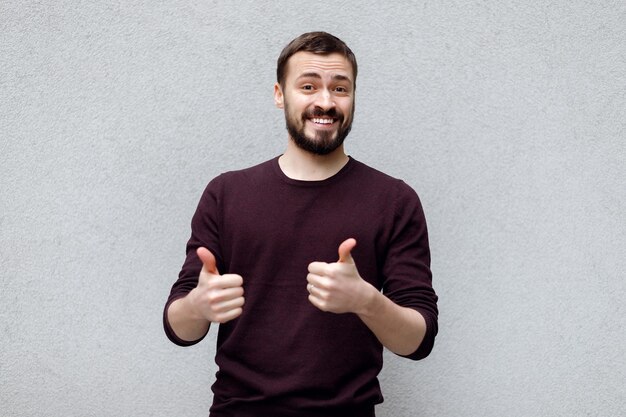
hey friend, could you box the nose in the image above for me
[314,88,335,110]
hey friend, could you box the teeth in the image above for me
[312,118,333,124]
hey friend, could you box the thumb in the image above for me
[338,238,357,264]
[197,247,219,275]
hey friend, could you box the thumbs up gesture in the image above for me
[187,247,245,323]
[307,238,375,315]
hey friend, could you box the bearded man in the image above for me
[164,31,438,417]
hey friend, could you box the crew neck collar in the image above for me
[271,155,356,187]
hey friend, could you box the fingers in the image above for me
[307,238,361,314]
[306,271,330,290]
[197,247,219,275]
[212,293,245,316]
[307,238,357,272]
[307,261,328,275]
[215,307,243,323]
[307,282,327,298]
[210,285,245,323]
[193,247,245,323]
[197,247,243,288]
[211,285,244,302]
[213,273,243,289]
[338,238,357,264]
[307,282,330,312]
[308,294,325,311]
[306,272,333,307]
[194,278,245,324]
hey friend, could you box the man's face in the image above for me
[274,52,355,155]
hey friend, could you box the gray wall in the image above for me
[1,1,624,416]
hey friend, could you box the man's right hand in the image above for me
[187,247,245,323]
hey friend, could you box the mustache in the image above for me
[304,107,343,119]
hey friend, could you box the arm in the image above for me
[167,295,211,343]
[356,284,427,356]
[307,238,427,356]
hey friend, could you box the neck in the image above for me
[278,140,349,181]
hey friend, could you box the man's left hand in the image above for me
[306,238,376,315]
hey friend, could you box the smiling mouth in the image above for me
[310,117,336,125]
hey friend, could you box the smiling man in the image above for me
[164,32,438,417]
[277,49,355,157]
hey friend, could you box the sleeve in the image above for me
[382,180,439,360]
[163,176,225,346]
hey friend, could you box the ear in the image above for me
[274,83,284,109]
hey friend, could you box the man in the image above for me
[164,32,438,417]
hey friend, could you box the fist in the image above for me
[306,238,375,315]
[188,247,245,323]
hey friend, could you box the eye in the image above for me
[302,84,314,91]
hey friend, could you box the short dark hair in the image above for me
[276,32,358,88]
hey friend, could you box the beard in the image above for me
[284,103,353,156]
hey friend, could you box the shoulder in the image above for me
[215,157,276,183]
[191,158,278,210]
[203,157,277,192]
[349,159,426,226]
[350,158,420,199]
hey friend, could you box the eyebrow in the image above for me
[296,72,352,83]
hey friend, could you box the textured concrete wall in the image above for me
[1,1,624,416]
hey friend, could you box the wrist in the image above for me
[355,282,381,317]
[177,290,205,322]
[167,294,211,344]
[183,288,208,322]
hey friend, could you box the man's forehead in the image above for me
[286,51,354,80]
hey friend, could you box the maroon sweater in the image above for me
[164,157,438,417]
